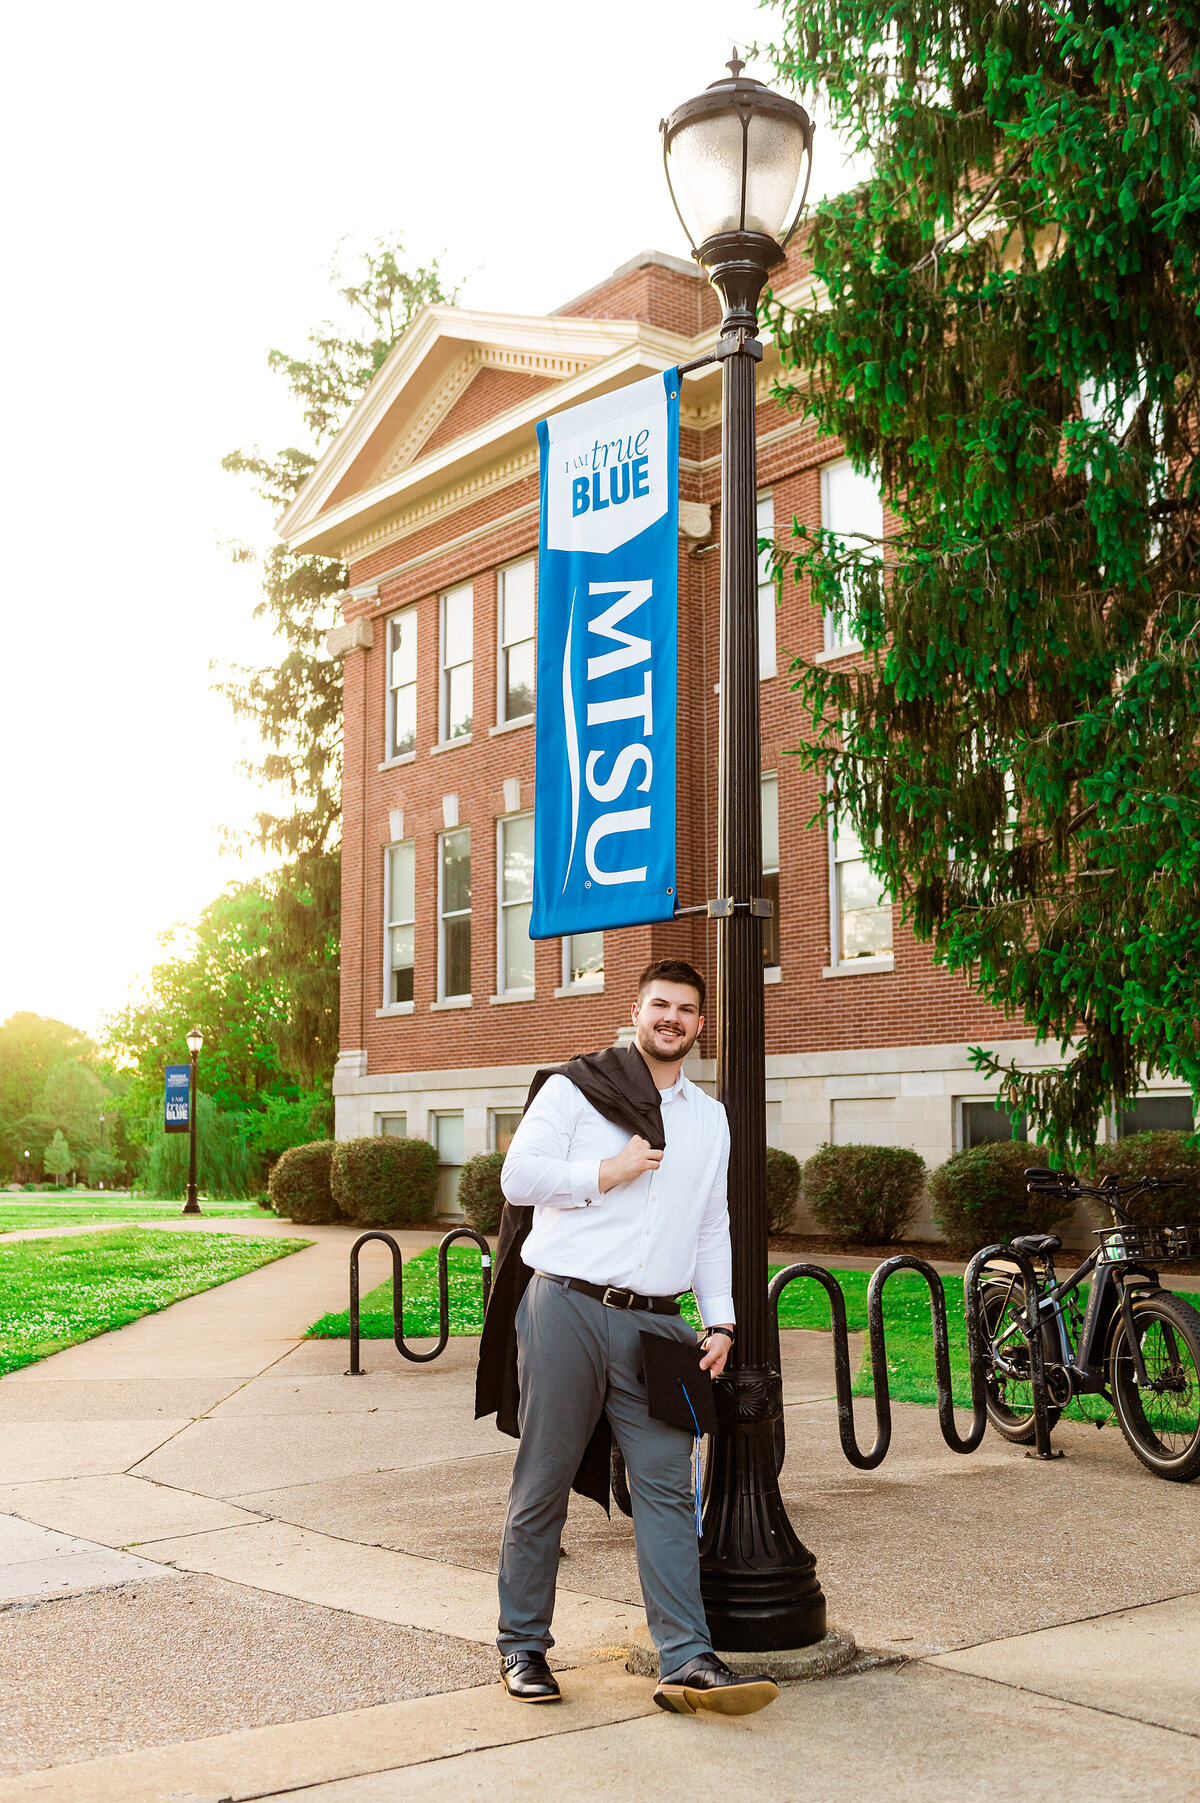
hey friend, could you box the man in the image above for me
[490,958,778,1717]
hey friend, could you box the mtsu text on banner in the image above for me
[164,1064,190,1134]
[531,369,679,939]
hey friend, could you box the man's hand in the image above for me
[699,1328,733,1376]
[598,1134,664,1193]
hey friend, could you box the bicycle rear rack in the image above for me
[768,1243,1056,1466]
[345,1227,493,1375]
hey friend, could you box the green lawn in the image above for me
[309,1247,1108,1424]
[0,1226,310,1376]
[0,1198,272,1236]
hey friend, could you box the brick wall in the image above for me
[332,241,1030,1092]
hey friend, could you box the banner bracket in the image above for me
[673,897,775,919]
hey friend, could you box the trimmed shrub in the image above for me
[929,1140,1068,1255]
[331,1135,438,1227]
[269,1142,338,1223]
[458,1151,505,1235]
[802,1143,925,1246]
[1086,1132,1200,1231]
[765,1147,802,1235]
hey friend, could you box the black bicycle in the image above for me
[979,1167,1200,1481]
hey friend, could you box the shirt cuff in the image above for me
[695,1293,736,1330]
[569,1160,603,1209]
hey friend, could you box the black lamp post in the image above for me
[662,55,824,1650]
[183,1026,203,1216]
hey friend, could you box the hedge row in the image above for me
[269,1130,1200,1255]
[268,1137,438,1228]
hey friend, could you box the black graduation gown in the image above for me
[473,1043,666,1513]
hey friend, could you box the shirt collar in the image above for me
[659,1071,691,1107]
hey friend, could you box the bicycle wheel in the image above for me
[980,1278,1062,1445]
[1109,1292,1200,1482]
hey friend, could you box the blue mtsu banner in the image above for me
[164,1064,190,1134]
[530,369,679,940]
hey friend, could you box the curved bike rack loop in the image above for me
[766,1244,1053,1469]
[346,1227,493,1375]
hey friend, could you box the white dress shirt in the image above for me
[501,1069,735,1329]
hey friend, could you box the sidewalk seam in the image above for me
[916,1658,1200,1742]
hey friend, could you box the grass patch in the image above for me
[0,1199,272,1235]
[307,1249,873,1341]
[309,1250,1109,1426]
[0,1226,310,1376]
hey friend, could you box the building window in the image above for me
[830,806,892,962]
[1117,1095,1195,1137]
[385,841,415,1005]
[757,491,776,678]
[386,607,417,759]
[377,1113,408,1138]
[439,582,473,742]
[961,1099,1028,1149]
[491,1110,523,1156]
[498,812,535,993]
[761,774,780,969]
[498,558,535,724]
[438,827,471,1000]
[562,932,604,989]
[432,1111,465,1216]
[820,458,883,654]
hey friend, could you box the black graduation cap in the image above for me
[639,1332,718,1437]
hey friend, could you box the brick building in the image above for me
[278,245,1192,1234]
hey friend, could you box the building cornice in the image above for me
[281,272,824,563]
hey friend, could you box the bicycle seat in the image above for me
[1010,1234,1062,1258]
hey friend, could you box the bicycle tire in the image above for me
[1109,1292,1200,1482]
[980,1279,1062,1445]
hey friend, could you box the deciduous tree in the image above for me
[219,240,459,1089]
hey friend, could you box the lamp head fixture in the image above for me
[661,49,814,328]
[186,1027,204,1057]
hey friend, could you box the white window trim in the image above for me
[956,1095,1029,1151]
[386,606,418,762]
[761,771,780,979]
[438,583,473,745]
[496,811,535,998]
[383,838,415,1013]
[757,489,777,681]
[559,934,605,995]
[374,1112,409,1137]
[497,556,536,728]
[820,458,881,656]
[437,825,471,1004]
[827,787,893,974]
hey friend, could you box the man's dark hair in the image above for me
[636,959,706,1013]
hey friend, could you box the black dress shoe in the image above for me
[500,1650,562,1703]
[653,1651,779,1716]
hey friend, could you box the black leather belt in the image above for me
[534,1272,681,1316]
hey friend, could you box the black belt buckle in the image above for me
[602,1285,635,1310]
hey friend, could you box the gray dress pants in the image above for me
[497,1272,712,1677]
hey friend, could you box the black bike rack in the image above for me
[767,1243,1057,1468]
[345,1227,493,1375]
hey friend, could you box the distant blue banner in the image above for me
[531,369,679,939]
[164,1064,190,1134]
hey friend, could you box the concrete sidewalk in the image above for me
[1,1221,1199,1799]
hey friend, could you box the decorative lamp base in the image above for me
[699,1366,827,1650]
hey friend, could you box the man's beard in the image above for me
[636,1018,699,1065]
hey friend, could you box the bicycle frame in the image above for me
[984,1176,1173,1401]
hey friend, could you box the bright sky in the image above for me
[1,0,861,1038]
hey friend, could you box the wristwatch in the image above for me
[701,1324,735,1345]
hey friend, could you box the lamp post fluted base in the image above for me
[700,1368,826,1650]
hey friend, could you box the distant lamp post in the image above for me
[183,1027,204,1216]
[661,55,821,1651]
